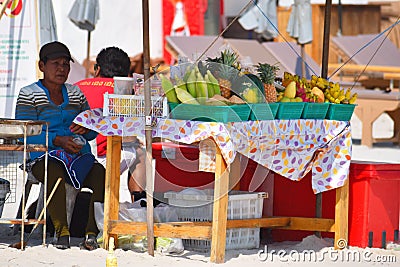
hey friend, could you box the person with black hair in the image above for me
[76,47,146,202]
[15,41,105,250]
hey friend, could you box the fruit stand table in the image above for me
[74,109,351,263]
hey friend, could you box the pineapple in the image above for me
[256,63,279,103]
[206,49,240,98]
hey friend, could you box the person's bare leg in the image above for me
[128,146,146,202]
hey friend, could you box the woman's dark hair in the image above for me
[95,47,131,78]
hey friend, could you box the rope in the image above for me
[328,16,400,89]
[194,0,399,87]
[195,0,254,63]
[252,1,318,76]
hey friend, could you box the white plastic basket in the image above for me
[103,93,168,118]
[164,189,267,251]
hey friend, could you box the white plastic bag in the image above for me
[94,201,184,253]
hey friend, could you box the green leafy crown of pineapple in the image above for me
[256,63,280,85]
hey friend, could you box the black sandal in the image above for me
[79,234,99,251]
[54,235,70,250]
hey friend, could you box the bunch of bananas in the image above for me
[324,83,358,104]
[310,75,330,90]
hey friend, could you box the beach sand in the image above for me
[1,113,400,266]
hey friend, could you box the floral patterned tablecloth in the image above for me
[74,108,352,193]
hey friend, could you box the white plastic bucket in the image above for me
[0,178,10,218]
[113,76,135,95]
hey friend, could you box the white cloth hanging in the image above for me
[286,0,313,44]
[238,0,278,40]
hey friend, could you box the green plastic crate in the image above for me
[168,103,251,122]
[325,103,356,121]
[249,103,279,120]
[301,102,330,119]
[275,102,305,119]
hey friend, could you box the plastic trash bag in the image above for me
[94,201,184,253]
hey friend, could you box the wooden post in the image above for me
[103,136,121,249]
[210,141,229,263]
[334,177,349,249]
[142,0,154,256]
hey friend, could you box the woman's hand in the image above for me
[69,122,89,135]
[54,136,83,154]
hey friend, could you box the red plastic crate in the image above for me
[272,161,400,247]
[348,161,400,248]
[152,142,215,192]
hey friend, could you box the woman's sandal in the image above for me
[79,234,99,251]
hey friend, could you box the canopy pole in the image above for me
[316,0,332,238]
[321,0,332,78]
[301,44,306,77]
[142,0,154,256]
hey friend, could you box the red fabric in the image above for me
[162,0,207,64]
[75,77,114,156]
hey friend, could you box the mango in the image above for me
[284,81,296,99]
[311,86,324,103]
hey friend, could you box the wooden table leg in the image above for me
[334,178,349,249]
[210,141,229,263]
[229,154,241,191]
[103,135,122,249]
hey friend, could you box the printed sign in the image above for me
[0,0,37,118]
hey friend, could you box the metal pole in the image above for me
[316,0,333,238]
[142,0,154,256]
[85,31,91,78]
[321,0,332,79]
[338,0,343,36]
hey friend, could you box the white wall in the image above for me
[52,0,163,64]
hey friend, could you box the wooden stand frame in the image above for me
[102,136,349,263]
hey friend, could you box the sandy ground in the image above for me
[1,113,400,266]
[0,224,399,267]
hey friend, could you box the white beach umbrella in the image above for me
[286,0,313,76]
[238,0,278,40]
[286,0,313,45]
[68,0,99,32]
[39,0,58,45]
[68,0,99,77]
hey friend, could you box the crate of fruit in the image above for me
[168,102,251,122]
[103,93,168,118]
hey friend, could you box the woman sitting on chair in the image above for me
[15,41,105,250]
